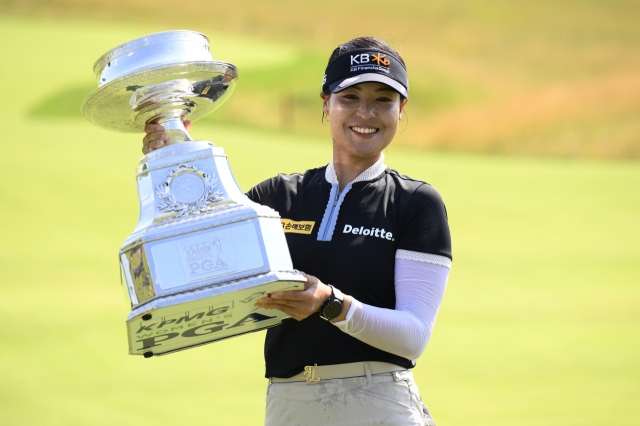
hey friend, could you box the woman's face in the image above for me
[321,82,407,163]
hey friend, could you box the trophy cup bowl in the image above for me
[82,31,305,357]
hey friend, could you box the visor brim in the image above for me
[328,73,408,98]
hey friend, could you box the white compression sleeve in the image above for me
[333,253,450,360]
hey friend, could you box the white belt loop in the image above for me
[364,361,373,385]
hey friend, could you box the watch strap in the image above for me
[320,284,344,321]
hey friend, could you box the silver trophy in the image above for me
[82,31,305,357]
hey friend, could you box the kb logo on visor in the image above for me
[350,53,391,66]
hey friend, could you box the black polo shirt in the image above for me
[247,165,451,378]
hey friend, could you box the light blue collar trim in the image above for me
[317,155,387,242]
[324,154,387,185]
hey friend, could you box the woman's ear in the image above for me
[398,98,408,121]
[320,92,331,116]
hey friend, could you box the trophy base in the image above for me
[127,270,305,357]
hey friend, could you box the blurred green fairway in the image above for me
[9,0,640,159]
[1,16,639,426]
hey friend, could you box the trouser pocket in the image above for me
[420,401,436,426]
[393,371,437,426]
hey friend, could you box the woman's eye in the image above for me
[343,94,358,100]
[378,97,392,102]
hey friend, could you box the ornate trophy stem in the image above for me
[156,116,193,145]
[130,79,195,145]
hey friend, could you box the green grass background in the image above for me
[1,12,639,426]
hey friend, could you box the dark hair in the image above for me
[322,36,406,97]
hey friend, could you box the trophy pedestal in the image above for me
[128,272,302,357]
[119,141,305,356]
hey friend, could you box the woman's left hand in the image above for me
[256,272,332,321]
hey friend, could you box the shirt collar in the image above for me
[325,154,387,185]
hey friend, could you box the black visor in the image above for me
[322,48,408,98]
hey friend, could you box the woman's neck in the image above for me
[332,153,382,191]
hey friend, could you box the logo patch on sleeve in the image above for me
[281,219,315,235]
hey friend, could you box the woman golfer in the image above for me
[143,36,451,426]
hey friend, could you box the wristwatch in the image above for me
[319,285,344,321]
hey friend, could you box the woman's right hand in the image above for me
[141,121,191,155]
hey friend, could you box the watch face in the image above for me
[323,300,343,320]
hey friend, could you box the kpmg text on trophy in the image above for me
[82,31,305,357]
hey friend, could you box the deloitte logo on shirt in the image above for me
[343,224,394,241]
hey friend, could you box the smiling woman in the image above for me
[143,36,451,426]
[322,82,407,183]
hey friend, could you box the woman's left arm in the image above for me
[335,181,452,359]
[333,251,450,360]
[258,250,450,360]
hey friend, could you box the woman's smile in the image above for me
[350,126,379,136]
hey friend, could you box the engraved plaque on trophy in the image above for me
[82,31,305,357]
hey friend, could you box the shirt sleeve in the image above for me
[333,253,450,360]
[246,175,280,206]
[397,183,452,260]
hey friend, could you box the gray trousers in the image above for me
[265,369,436,426]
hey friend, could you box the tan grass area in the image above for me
[405,73,640,157]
